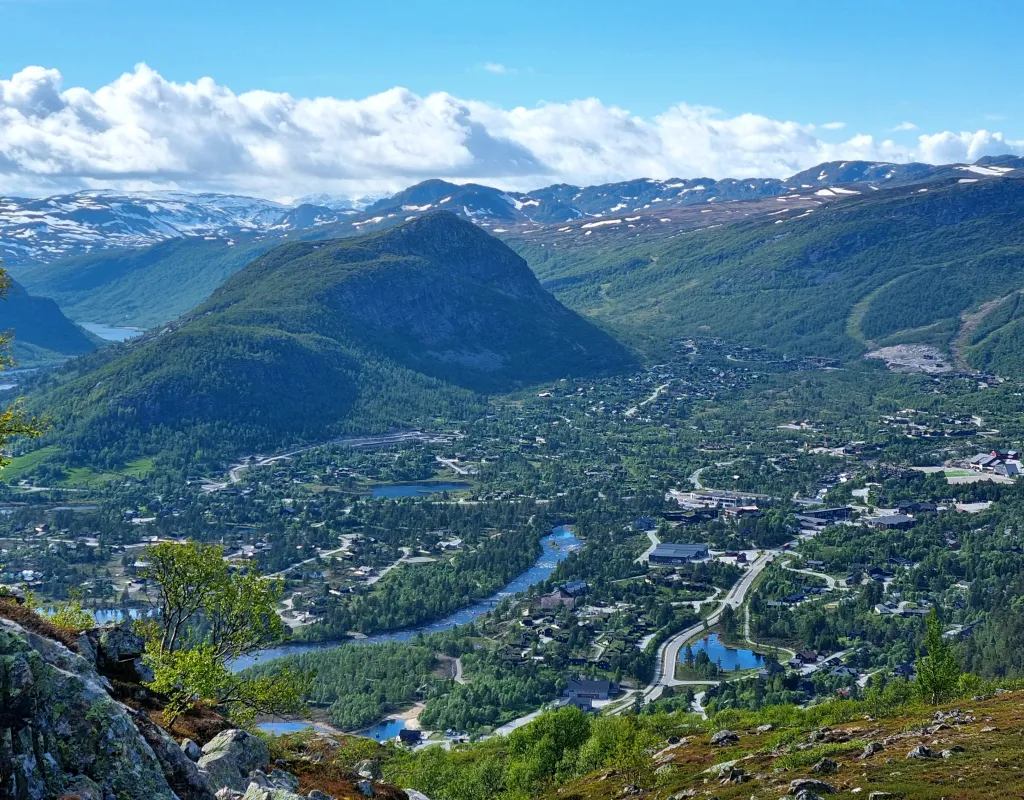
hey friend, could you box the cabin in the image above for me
[398,729,422,745]
[798,507,853,522]
[649,543,710,565]
[565,678,618,701]
[867,514,917,531]
[897,501,938,515]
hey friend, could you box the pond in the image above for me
[683,633,764,671]
[368,482,472,499]
[257,721,335,736]
[81,323,144,342]
[232,525,583,670]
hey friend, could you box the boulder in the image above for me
[790,778,835,794]
[859,741,884,759]
[355,759,383,780]
[812,757,838,775]
[198,730,271,792]
[907,745,933,759]
[709,729,739,746]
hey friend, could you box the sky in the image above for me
[2,0,1022,200]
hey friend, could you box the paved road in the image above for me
[781,560,846,591]
[625,383,670,418]
[634,530,662,564]
[640,549,778,703]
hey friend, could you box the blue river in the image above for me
[236,525,582,671]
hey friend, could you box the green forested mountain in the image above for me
[27,212,634,464]
[0,279,98,366]
[510,175,1024,368]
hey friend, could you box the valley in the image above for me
[5,157,1024,800]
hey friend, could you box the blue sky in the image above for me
[2,0,1022,197]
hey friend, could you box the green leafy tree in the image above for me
[916,609,961,705]
[139,541,309,726]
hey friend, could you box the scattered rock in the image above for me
[942,746,966,759]
[198,730,271,792]
[790,778,835,794]
[812,757,838,775]
[308,792,334,800]
[756,723,773,733]
[907,745,933,759]
[981,726,999,732]
[355,759,383,780]
[859,742,884,760]
[133,710,216,800]
[868,793,893,800]
[710,729,740,746]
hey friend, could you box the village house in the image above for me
[649,543,710,566]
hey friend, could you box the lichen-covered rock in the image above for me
[709,729,739,746]
[133,708,216,800]
[0,618,178,800]
[198,729,271,792]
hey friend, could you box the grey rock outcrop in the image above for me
[198,729,271,792]
[0,618,178,800]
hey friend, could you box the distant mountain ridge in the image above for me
[4,157,1022,269]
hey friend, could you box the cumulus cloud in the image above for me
[821,121,846,130]
[891,121,917,131]
[1,64,1022,198]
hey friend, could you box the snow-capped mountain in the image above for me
[0,190,288,265]
[3,157,1021,267]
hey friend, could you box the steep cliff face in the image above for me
[0,614,417,800]
[0,618,178,800]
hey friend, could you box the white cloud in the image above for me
[917,129,1024,164]
[1,64,1021,198]
[481,62,516,75]
[891,121,917,132]
[821,121,846,130]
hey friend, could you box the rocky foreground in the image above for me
[0,606,415,800]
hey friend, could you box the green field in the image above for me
[0,447,153,486]
[1,445,59,482]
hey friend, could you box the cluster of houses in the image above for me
[966,450,1022,478]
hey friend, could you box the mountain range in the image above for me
[29,213,633,460]
[9,156,1023,337]
[5,156,1022,270]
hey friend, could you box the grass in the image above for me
[1,445,59,482]
[1,449,155,487]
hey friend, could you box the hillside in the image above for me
[510,175,1024,369]
[374,688,1024,800]
[0,279,98,366]
[27,212,633,462]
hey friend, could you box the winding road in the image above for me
[616,549,780,710]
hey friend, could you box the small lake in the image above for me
[258,717,408,741]
[361,718,407,741]
[233,525,583,670]
[81,323,143,342]
[684,633,764,671]
[257,721,335,736]
[369,482,472,499]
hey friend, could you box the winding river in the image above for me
[233,525,583,671]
